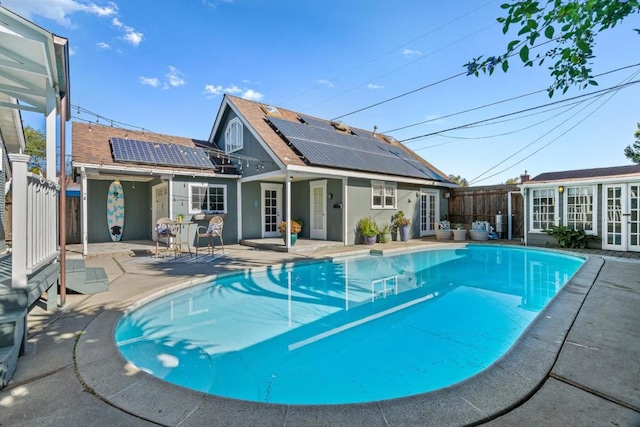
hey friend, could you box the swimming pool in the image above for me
[115,245,585,404]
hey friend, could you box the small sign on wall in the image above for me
[253,199,259,208]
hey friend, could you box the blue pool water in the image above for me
[115,245,585,404]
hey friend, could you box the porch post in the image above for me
[9,153,30,289]
[45,89,57,181]
[285,172,291,249]
[236,180,242,243]
[59,96,67,306]
[342,177,348,245]
[81,168,88,256]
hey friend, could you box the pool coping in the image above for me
[74,248,603,426]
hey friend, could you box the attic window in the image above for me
[225,118,243,153]
[260,105,282,117]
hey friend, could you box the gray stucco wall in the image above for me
[213,108,280,178]
[87,179,151,242]
[171,176,238,245]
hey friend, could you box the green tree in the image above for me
[449,174,469,187]
[624,123,640,164]
[24,125,46,173]
[505,177,520,184]
[466,0,640,96]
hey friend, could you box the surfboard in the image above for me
[107,180,125,241]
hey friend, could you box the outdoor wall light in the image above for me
[558,186,564,194]
[328,193,333,199]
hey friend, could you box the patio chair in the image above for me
[155,217,177,257]
[195,216,225,257]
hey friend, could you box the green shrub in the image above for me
[543,225,598,249]
[358,217,379,238]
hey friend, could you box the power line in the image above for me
[468,70,640,184]
[383,62,640,134]
[277,0,499,106]
[399,80,640,144]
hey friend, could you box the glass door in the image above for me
[420,191,438,236]
[309,180,327,240]
[603,183,640,252]
[261,183,282,238]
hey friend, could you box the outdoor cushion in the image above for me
[206,223,222,235]
[156,223,174,236]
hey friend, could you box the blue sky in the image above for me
[8,0,640,184]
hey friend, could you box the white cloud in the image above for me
[166,66,186,87]
[69,46,77,56]
[111,17,144,46]
[224,84,242,94]
[242,89,264,102]
[402,48,422,57]
[318,79,334,88]
[139,77,159,87]
[203,83,263,101]
[367,83,384,90]
[2,0,118,27]
[204,84,223,98]
[97,42,111,50]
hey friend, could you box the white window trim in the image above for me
[371,180,397,209]
[224,117,243,154]
[563,185,598,235]
[529,187,559,233]
[188,183,228,214]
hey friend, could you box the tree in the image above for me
[505,177,520,184]
[449,174,469,187]
[24,125,46,173]
[624,123,640,164]
[466,1,640,96]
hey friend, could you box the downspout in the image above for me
[81,168,88,256]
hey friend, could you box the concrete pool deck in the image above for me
[1,242,639,426]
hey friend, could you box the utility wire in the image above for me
[383,62,640,134]
[302,22,498,113]
[468,70,640,184]
[277,0,498,106]
[399,79,640,144]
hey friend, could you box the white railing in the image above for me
[9,154,60,288]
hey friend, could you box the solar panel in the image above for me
[268,117,444,181]
[110,137,215,169]
[297,115,335,131]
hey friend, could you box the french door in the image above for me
[419,190,439,236]
[309,180,327,240]
[603,183,640,252]
[261,183,282,238]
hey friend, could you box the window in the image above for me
[372,181,396,209]
[225,118,243,153]
[189,183,227,214]
[531,188,556,231]
[565,186,596,233]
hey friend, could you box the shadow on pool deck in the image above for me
[1,242,639,426]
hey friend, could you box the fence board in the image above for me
[447,185,524,237]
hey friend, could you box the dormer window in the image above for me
[225,118,243,153]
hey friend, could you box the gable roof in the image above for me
[216,95,451,183]
[72,122,237,175]
[527,164,640,183]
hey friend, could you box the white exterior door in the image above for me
[151,182,168,241]
[310,180,327,240]
[420,190,439,237]
[603,183,640,252]
[261,183,282,238]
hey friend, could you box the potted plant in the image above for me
[279,220,302,246]
[452,223,467,241]
[392,211,411,242]
[435,220,453,240]
[378,223,392,243]
[358,217,379,245]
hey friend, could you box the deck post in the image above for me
[9,153,30,289]
[285,172,291,249]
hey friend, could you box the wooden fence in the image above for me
[447,185,524,238]
[5,195,81,245]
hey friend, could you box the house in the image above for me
[520,165,640,252]
[71,123,240,256]
[0,6,70,387]
[72,96,456,252]
[208,95,456,246]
